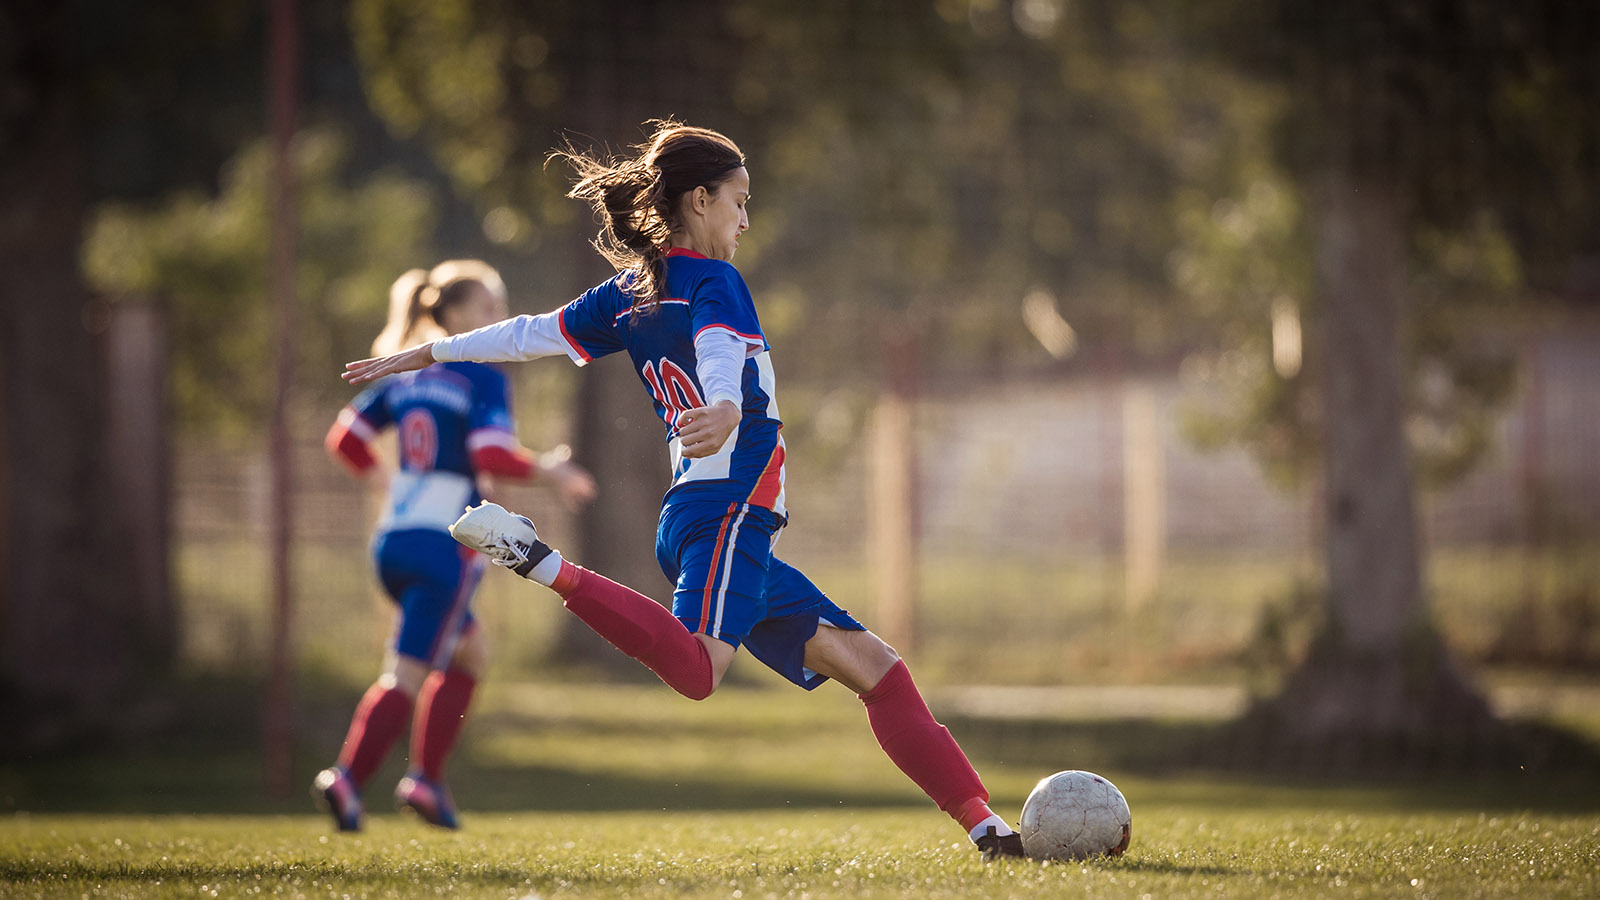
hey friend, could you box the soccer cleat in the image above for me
[394,773,459,830]
[311,766,363,832]
[448,501,552,579]
[975,825,1026,861]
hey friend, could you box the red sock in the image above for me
[859,660,996,832]
[412,667,477,782]
[553,562,715,700]
[337,681,414,788]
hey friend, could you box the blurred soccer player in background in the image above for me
[315,260,597,831]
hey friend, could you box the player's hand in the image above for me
[343,342,436,385]
[551,460,598,511]
[539,444,598,511]
[675,400,739,459]
[367,465,393,495]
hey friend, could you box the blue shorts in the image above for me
[373,528,483,668]
[655,499,864,690]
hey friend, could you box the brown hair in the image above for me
[372,259,507,356]
[551,119,745,310]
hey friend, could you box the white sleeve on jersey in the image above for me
[431,311,582,364]
[693,327,746,408]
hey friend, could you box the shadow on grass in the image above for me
[0,751,923,816]
[8,677,1600,817]
[451,762,917,813]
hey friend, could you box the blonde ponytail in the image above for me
[371,268,442,356]
[371,260,509,355]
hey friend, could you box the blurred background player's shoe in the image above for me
[975,825,1025,861]
[449,501,550,579]
[394,774,459,830]
[311,767,363,832]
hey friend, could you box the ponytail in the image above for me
[371,259,506,355]
[371,268,435,357]
[552,119,744,311]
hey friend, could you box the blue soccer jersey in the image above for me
[337,361,518,532]
[557,248,787,515]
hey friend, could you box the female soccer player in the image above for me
[342,124,1024,859]
[315,259,597,832]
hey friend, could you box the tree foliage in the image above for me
[1171,0,1595,492]
[82,130,435,438]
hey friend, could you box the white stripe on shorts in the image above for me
[710,503,750,639]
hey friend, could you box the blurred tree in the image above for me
[1177,0,1600,765]
[0,0,434,751]
[0,0,267,751]
[82,129,436,440]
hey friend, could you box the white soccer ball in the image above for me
[1019,769,1132,861]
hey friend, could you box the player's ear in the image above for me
[690,185,710,215]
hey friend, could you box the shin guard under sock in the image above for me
[412,667,477,781]
[859,660,997,832]
[337,682,414,788]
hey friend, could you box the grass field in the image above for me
[7,803,1599,899]
[4,682,1599,899]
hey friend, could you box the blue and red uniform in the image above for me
[326,360,536,667]
[434,249,865,688]
[429,246,1007,844]
[553,250,865,689]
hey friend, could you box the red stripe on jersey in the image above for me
[615,299,689,323]
[746,439,785,511]
[557,308,593,363]
[694,322,764,347]
[662,247,709,259]
[697,503,739,634]
[325,418,376,474]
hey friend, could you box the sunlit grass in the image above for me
[5,674,1598,898]
[4,803,1597,899]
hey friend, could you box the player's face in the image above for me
[702,167,749,262]
[440,283,508,335]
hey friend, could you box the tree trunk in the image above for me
[1206,171,1511,771]
[0,22,167,752]
[1318,171,1425,657]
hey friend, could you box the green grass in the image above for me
[4,682,1599,898]
[5,800,1599,898]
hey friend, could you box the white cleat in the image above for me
[449,501,550,577]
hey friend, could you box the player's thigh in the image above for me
[378,530,482,670]
[802,626,900,694]
[450,621,489,678]
[661,500,780,645]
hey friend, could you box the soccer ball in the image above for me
[1019,770,1132,861]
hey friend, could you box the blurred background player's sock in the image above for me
[858,660,1000,834]
[411,666,476,782]
[337,682,413,787]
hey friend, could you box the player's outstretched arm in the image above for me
[343,342,436,385]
